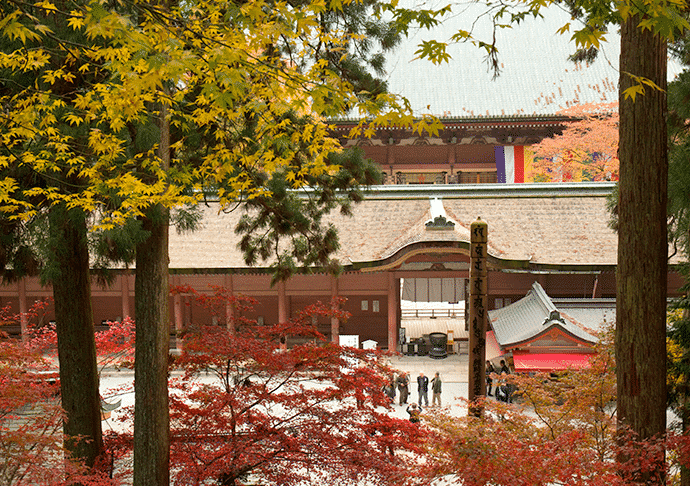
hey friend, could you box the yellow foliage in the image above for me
[0,0,444,228]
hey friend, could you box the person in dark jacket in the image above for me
[396,372,409,405]
[486,360,495,397]
[431,372,442,407]
[383,376,396,403]
[417,372,429,406]
[496,359,513,403]
[406,402,422,423]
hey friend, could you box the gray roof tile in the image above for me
[384,2,680,117]
[168,184,618,270]
[553,299,617,334]
[488,282,599,347]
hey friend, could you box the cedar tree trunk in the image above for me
[48,204,103,467]
[617,12,668,482]
[133,96,171,485]
[133,205,170,486]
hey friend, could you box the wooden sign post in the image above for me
[468,217,488,415]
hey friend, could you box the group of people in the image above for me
[382,359,516,424]
[486,359,514,403]
[383,371,443,423]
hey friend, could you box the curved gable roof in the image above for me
[167,183,618,272]
[489,282,598,347]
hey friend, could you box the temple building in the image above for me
[0,8,684,358]
[2,182,683,351]
[487,282,615,371]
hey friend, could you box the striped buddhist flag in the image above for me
[495,146,525,183]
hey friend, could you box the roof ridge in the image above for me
[531,282,558,315]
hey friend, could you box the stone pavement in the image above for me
[383,352,471,419]
[386,352,469,384]
[100,351,475,431]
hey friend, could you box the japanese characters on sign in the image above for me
[468,218,487,408]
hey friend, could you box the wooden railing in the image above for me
[400,309,464,319]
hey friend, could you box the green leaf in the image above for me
[414,40,451,64]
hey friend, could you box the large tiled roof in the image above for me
[168,183,619,271]
[384,2,620,117]
[381,1,680,118]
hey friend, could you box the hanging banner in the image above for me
[495,146,525,183]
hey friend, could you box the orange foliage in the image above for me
[528,103,619,182]
[422,325,690,485]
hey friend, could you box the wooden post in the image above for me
[468,218,488,415]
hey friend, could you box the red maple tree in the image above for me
[0,301,114,485]
[104,290,428,485]
[12,289,688,485]
[94,317,136,372]
[2,291,430,485]
[4,292,690,485]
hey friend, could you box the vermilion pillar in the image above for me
[224,273,234,333]
[121,272,130,321]
[330,276,339,343]
[278,280,288,350]
[172,276,183,351]
[18,278,28,343]
[388,272,397,352]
